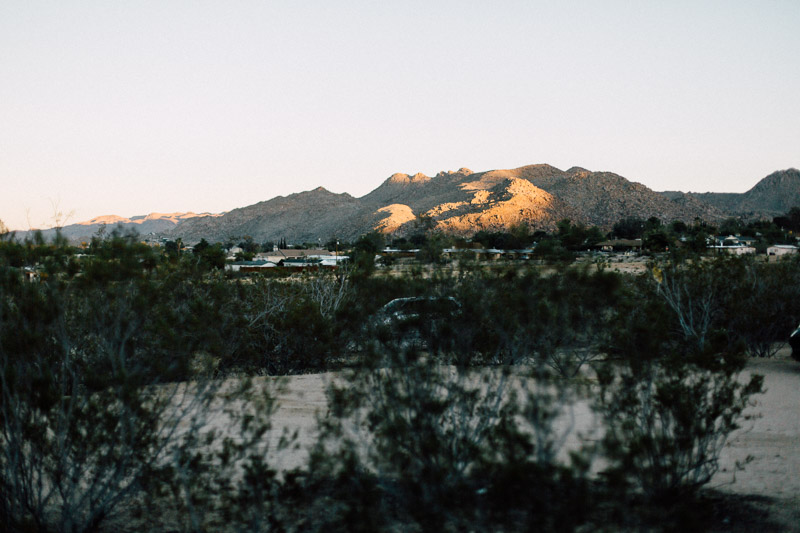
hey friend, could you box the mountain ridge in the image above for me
[11,165,798,244]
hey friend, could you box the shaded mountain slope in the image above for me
[691,169,800,216]
[173,187,362,243]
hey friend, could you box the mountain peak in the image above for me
[435,168,474,178]
[755,168,800,187]
[566,166,590,174]
[78,215,128,226]
[387,172,430,185]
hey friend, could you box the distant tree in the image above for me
[669,220,688,235]
[644,216,662,233]
[415,232,449,263]
[510,221,533,247]
[164,239,181,257]
[773,206,800,233]
[193,238,210,255]
[389,236,412,250]
[354,231,384,255]
[238,236,259,254]
[584,225,606,247]
[643,227,672,252]
[533,237,574,263]
[556,219,581,249]
[351,231,385,276]
[555,220,603,250]
[415,213,436,232]
[612,216,645,239]
[197,242,227,270]
[719,217,744,236]
[409,231,428,247]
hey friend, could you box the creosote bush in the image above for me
[596,259,765,509]
[1,231,783,531]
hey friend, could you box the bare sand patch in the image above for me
[263,353,800,497]
[710,347,800,528]
[185,350,800,528]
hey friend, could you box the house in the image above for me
[280,257,323,268]
[225,260,277,273]
[23,267,41,282]
[715,235,757,247]
[380,248,419,259]
[440,248,535,260]
[595,239,643,253]
[709,244,756,255]
[256,248,333,263]
[226,246,244,260]
[767,245,798,257]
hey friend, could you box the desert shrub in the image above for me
[722,256,800,357]
[0,257,218,532]
[441,265,621,374]
[152,377,294,532]
[235,277,338,374]
[596,260,764,507]
[310,345,592,531]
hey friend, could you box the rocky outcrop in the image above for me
[428,178,579,235]
[373,204,417,234]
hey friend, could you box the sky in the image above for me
[1,1,799,231]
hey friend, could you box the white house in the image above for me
[709,245,756,255]
[767,244,798,257]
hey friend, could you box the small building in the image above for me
[256,248,334,263]
[767,245,798,257]
[595,239,643,252]
[23,267,41,282]
[225,260,277,273]
[709,245,756,256]
[715,235,757,247]
[380,248,419,258]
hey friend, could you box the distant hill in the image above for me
[172,187,362,244]
[687,168,800,217]
[13,212,218,243]
[14,165,797,244]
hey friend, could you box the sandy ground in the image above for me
[254,348,800,527]
[709,347,800,528]
[174,348,800,529]
[712,348,800,499]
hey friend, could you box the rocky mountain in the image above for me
[685,168,800,217]
[169,164,732,243]
[13,212,217,243]
[19,165,797,244]
[172,187,363,244]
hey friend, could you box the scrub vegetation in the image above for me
[2,226,797,532]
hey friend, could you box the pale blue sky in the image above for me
[2,1,798,230]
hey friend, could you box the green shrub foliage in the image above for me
[0,230,784,531]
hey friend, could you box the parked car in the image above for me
[790,323,800,361]
[370,296,462,351]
